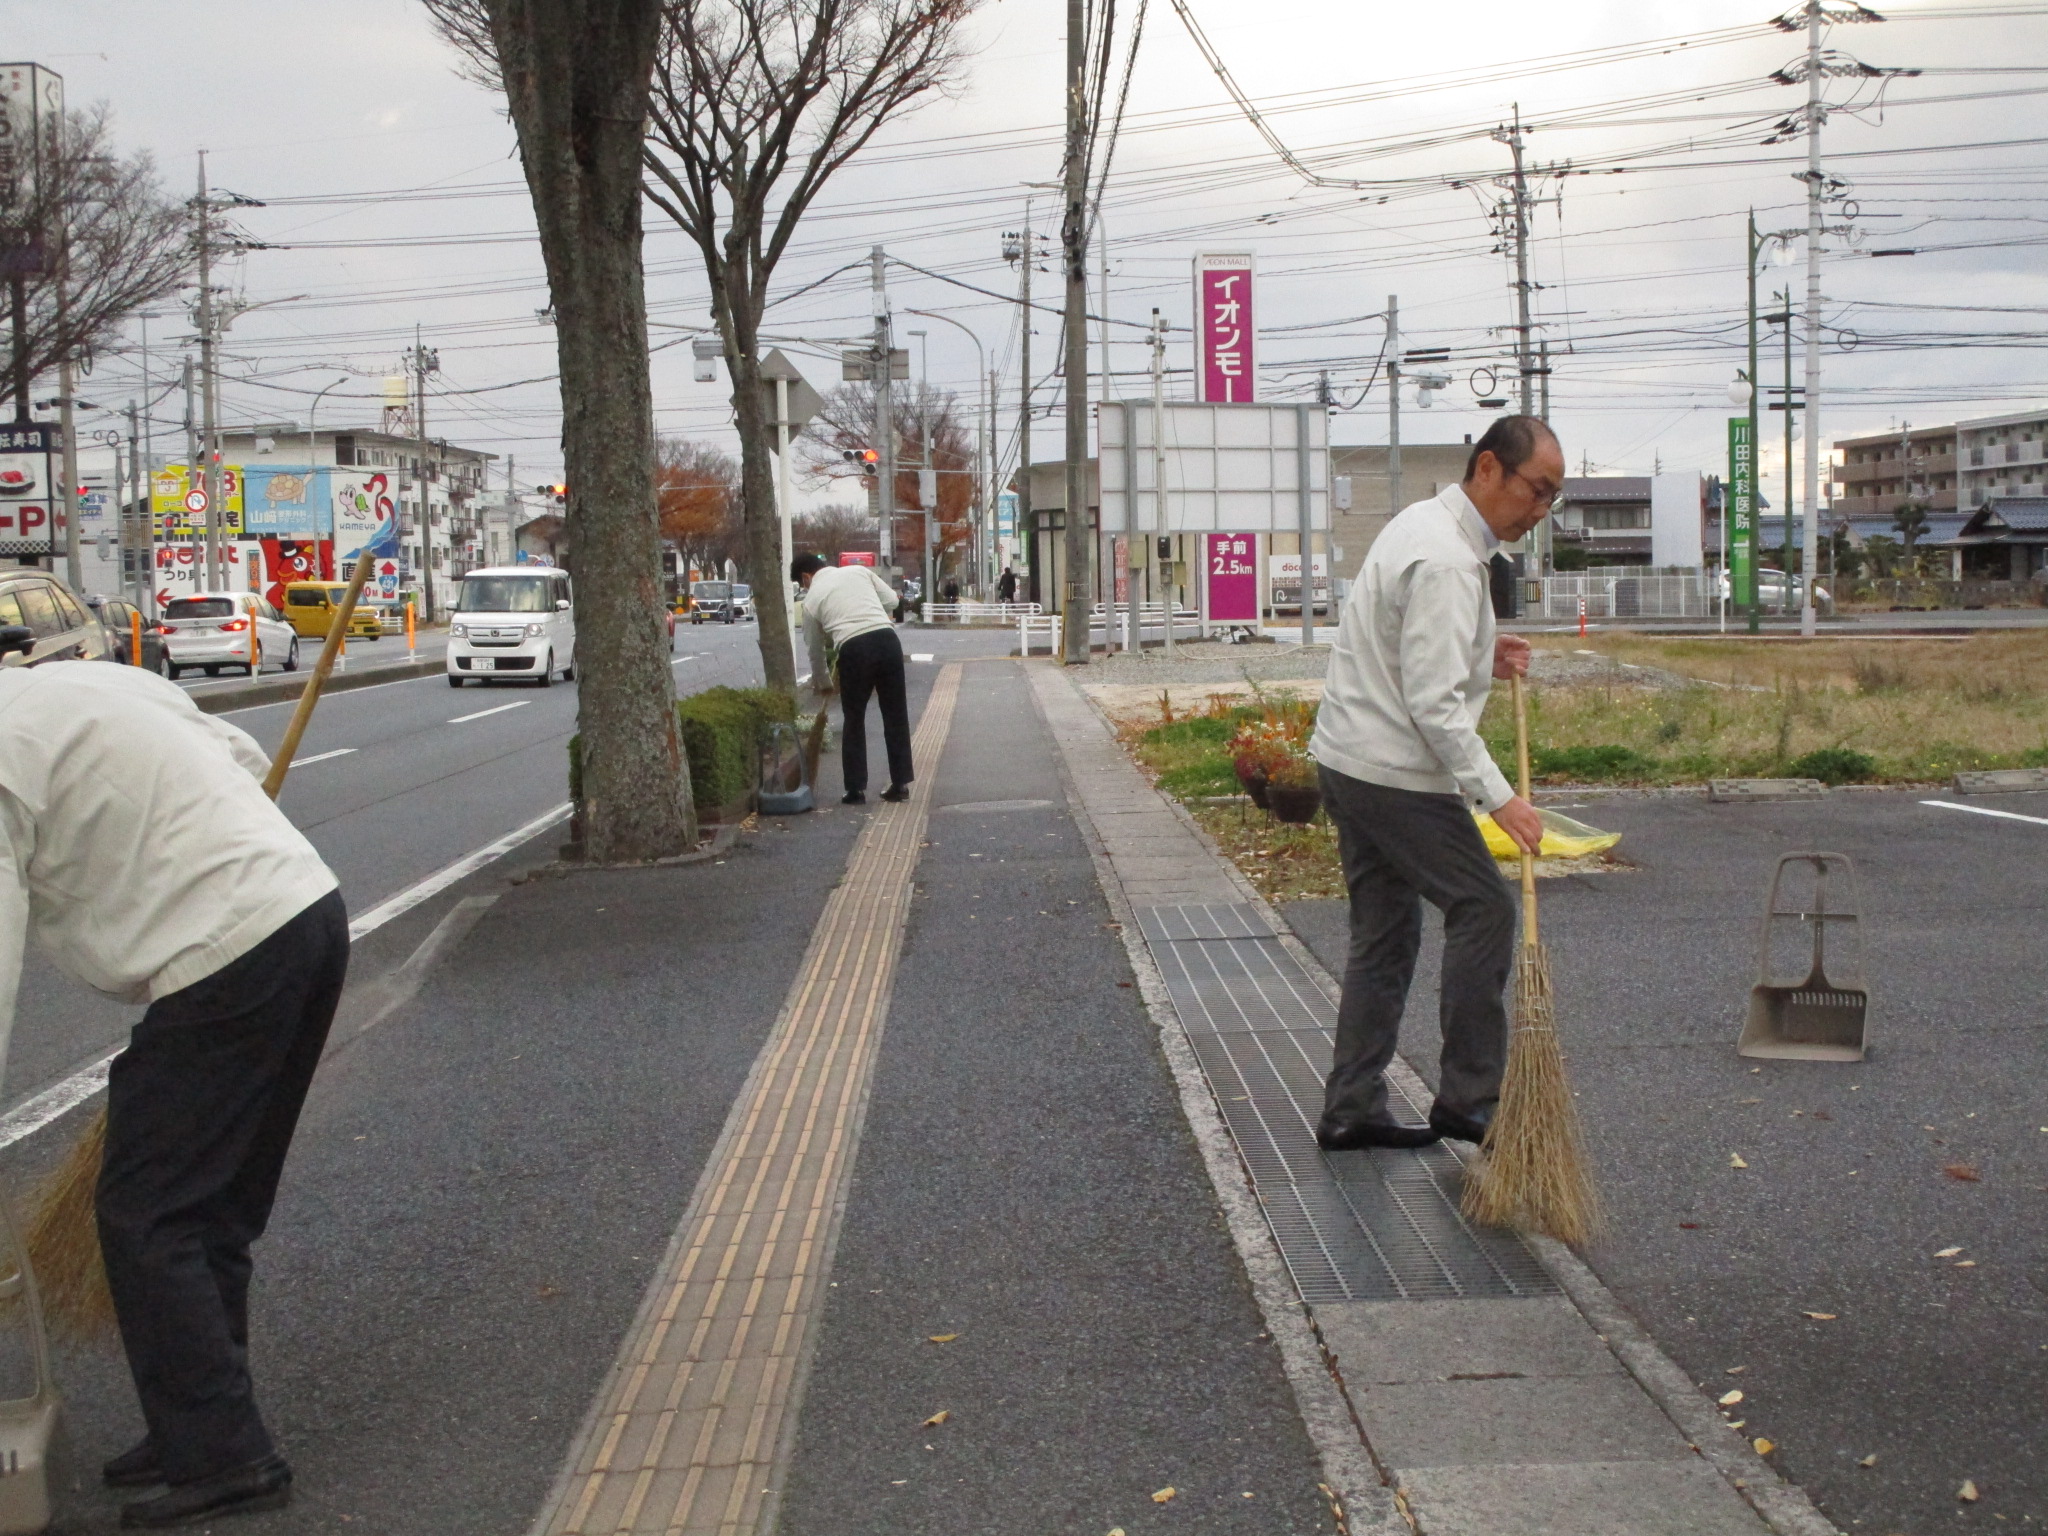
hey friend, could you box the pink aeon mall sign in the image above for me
[1194,253,1256,404]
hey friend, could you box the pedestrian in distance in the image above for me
[792,553,915,805]
[996,567,1019,604]
[1307,414,1561,1151]
[0,654,346,1527]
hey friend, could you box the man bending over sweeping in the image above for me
[0,653,343,1527]
[1307,414,1562,1150]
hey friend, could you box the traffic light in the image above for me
[534,483,568,505]
[841,449,879,477]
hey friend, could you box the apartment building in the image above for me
[1832,424,1957,519]
[1956,409,2048,509]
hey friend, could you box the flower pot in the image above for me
[1266,781,1322,825]
[1233,756,1270,809]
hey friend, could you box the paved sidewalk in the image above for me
[1029,661,1836,1536]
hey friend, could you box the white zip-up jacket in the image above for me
[0,662,339,1079]
[1309,484,1516,811]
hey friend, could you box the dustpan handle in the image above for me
[1512,674,1538,946]
[1811,860,1827,974]
[0,1192,53,1412]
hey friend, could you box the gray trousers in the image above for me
[1317,766,1515,1132]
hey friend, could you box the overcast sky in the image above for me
[14,0,2047,511]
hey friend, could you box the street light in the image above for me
[903,309,991,593]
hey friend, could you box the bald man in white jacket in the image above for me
[0,652,343,1527]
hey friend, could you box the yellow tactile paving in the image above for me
[536,664,963,1536]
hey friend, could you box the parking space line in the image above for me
[448,701,532,724]
[1920,798,2048,828]
[291,748,357,767]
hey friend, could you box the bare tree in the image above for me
[427,0,695,862]
[657,435,745,576]
[793,501,877,563]
[801,377,975,578]
[641,0,979,690]
[1,106,191,414]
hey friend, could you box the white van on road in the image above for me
[447,566,576,687]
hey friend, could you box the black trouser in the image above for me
[836,626,913,794]
[1316,767,1514,1133]
[98,889,350,1484]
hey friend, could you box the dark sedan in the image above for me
[87,594,169,673]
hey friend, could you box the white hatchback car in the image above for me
[447,566,576,686]
[162,591,300,679]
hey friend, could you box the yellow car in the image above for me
[282,581,384,640]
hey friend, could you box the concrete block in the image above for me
[1707,778,1825,803]
[1398,1460,1769,1536]
[1953,766,2048,794]
[1318,1298,1623,1386]
[1354,1374,1690,1469]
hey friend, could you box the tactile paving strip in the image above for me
[1142,904,1556,1303]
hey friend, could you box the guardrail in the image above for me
[1018,604,1203,656]
[920,601,1044,624]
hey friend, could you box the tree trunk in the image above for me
[724,330,797,694]
[487,0,694,860]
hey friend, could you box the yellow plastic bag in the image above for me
[1476,807,1622,863]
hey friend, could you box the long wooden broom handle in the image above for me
[261,548,377,801]
[1512,672,1538,946]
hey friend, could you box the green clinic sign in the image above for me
[1727,416,1756,610]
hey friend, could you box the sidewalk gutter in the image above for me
[189,656,442,714]
[1030,660,1843,1536]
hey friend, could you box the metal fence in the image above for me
[1533,573,1718,620]
[920,601,1043,625]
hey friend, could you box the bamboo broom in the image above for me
[1460,673,1603,1247]
[24,549,380,1340]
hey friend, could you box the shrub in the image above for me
[1529,743,1652,781]
[1785,746,1877,785]
[569,685,796,816]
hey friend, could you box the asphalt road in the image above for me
[1284,787,2048,1534]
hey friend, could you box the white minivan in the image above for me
[447,566,576,687]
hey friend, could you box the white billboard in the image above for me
[1098,400,1328,535]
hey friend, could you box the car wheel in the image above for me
[283,638,300,672]
[563,658,576,682]
[166,664,182,680]
[204,665,220,677]
[537,650,554,687]
[448,674,464,688]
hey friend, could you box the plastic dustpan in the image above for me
[1739,852,1869,1062]
[0,1202,57,1534]
[757,720,814,816]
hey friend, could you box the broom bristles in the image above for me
[1460,942,1604,1247]
[20,1108,118,1341]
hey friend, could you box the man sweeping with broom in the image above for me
[1308,415,1561,1153]
[0,655,344,1526]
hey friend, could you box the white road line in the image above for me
[0,800,573,1153]
[671,654,700,665]
[448,700,531,724]
[1920,798,2048,828]
[909,653,935,662]
[291,748,357,767]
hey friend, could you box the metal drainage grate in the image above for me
[1142,904,1556,1304]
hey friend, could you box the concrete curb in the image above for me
[1027,664,1408,1536]
[188,657,442,714]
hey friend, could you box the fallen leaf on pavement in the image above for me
[1959,1479,1980,1502]
[1943,1164,1981,1182]
[1730,1153,1749,1169]
[1719,1390,1745,1406]
[1801,1311,1837,1321]
[927,1334,958,1343]
[1934,1246,1963,1258]
[922,1410,948,1427]
[1753,1437,1775,1455]
[1152,1487,1177,1504]
[1726,1366,1747,1374]
[1858,1455,1878,1468]
[1954,1259,1977,1268]
[1679,1222,1701,1230]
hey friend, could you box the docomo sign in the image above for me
[1194,253,1256,404]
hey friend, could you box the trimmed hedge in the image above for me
[568,685,797,817]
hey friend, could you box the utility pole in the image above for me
[126,399,145,607]
[1798,4,1824,635]
[1782,287,1796,576]
[1059,0,1092,665]
[1744,210,1761,634]
[1385,295,1402,521]
[1494,107,1537,417]
[411,330,440,619]
[1537,336,1552,575]
[181,355,199,587]
[57,354,81,592]
[871,245,895,570]
[194,151,223,591]
[1151,307,1173,657]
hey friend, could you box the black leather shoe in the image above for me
[1316,1119,1441,1151]
[880,783,911,803]
[1428,1103,1492,1143]
[103,1437,162,1488]
[121,1454,291,1528]
[841,791,866,805]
